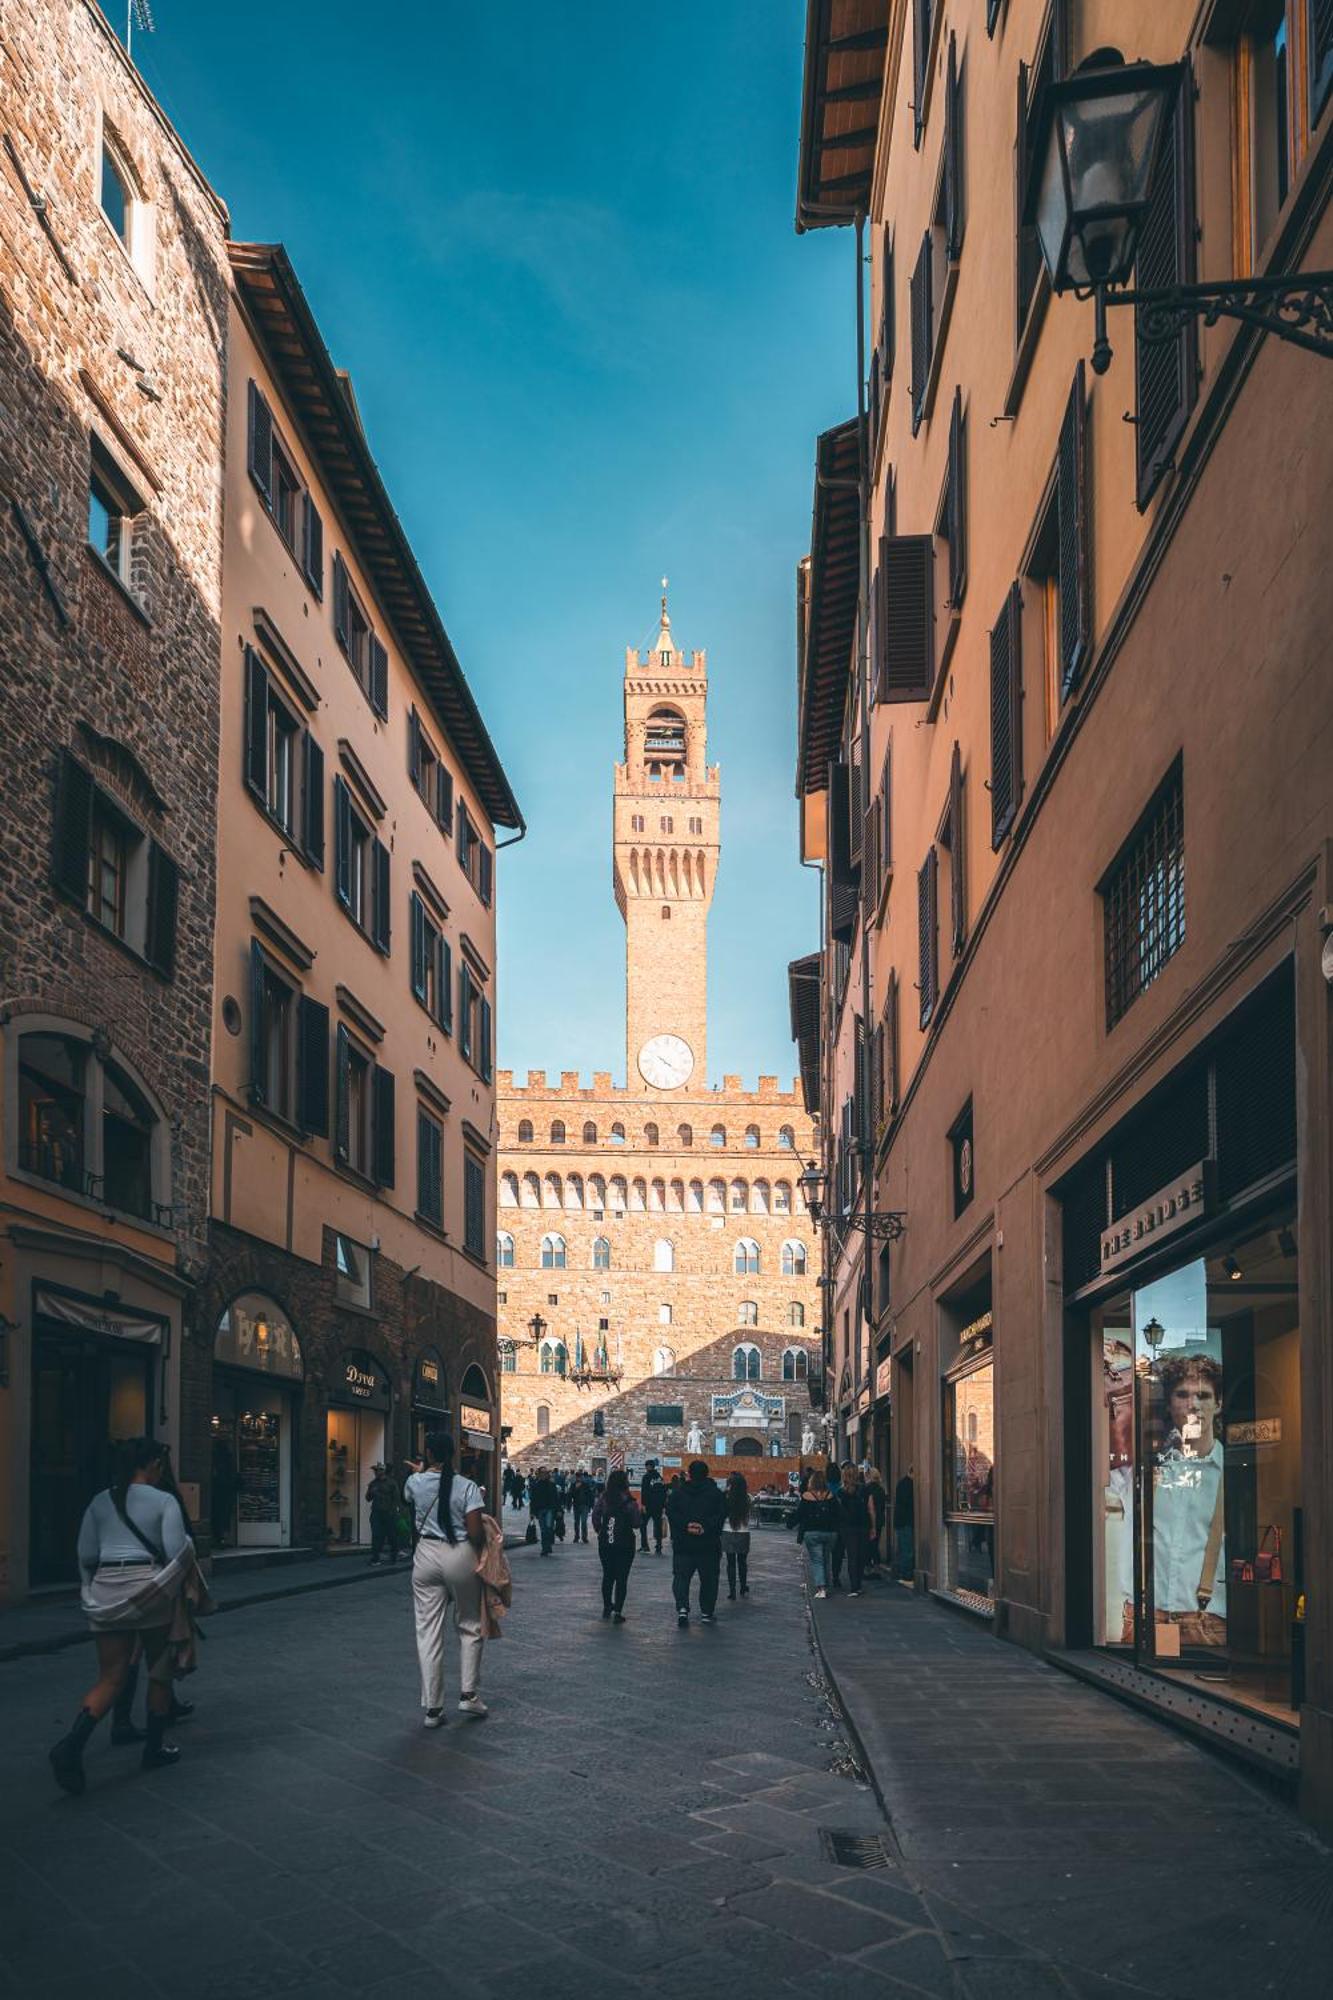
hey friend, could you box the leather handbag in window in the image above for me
[1255,1524,1283,1583]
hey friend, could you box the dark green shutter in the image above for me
[249,940,268,1106]
[947,389,967,609]
[245,647,268,802]
[247,381,272,503]
[369,637,388,719]
[480,996,493,1083]
[989,582,1023,847]
[372,1064,395,1188]
[877,535,935,701]
[912,0,931,148]
[441,938,453,1032]
[334,1022,350,1163]
[297,995,330,1136]
[332,551,349,654]
[302,733,324,869]
[408,707,421,790]
[372,839,391,954]
[909,231,933,433]
[302,495,323,598]
[944,34,964,261]
[459,962,473,1062]
[478,843,493,908]
[410,892,427,1002]
[948,741,965,956]
[52,750,94,904]
[1057,363,1092,695]
[145,840,179,979]
[1314,0,1333,123]
[333,776,351,909]
[1135,74,1196,509]
[917,848,938,1028]
[436,763,454,832]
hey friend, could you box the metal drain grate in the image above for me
[821,1829,893,1870]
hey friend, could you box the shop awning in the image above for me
[796,0,890,232]
[797,418,861,800]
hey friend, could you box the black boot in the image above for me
[110,1661,145,1745]
[50,1707,100,1796]
[168,1695,195,1722]
[141,1709,180,1771]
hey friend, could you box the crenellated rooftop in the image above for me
[497,1070,807,1105]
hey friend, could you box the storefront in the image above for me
[872,1349,892,1490]
[28,1284,168,1587]
[1062,962,1302,1729]
[458,1362,496,1503]
[410,1347,450,1458]
[940,1286,995,1609]
[326,1349,392,1547]
[211,1293,303,1551]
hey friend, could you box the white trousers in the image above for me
[412,1536,484,1708]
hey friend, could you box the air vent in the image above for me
[820,1830,893,1871]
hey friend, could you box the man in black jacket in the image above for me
[529,1467,558,1555]
[639,1461,667,1553]
[665,1461,725,1625]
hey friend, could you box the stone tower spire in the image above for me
[612,592,719,1092]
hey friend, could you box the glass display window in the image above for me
[943,1353,995,1604]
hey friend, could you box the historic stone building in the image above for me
[498,602,820,1475]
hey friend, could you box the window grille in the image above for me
[1102,764,1184,1030]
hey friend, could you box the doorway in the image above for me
[29,1327,154,1586]
[210,1377,295,1548]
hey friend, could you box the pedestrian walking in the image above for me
[796,1466,841,1599]
[666,1460,725,1626]
[366,1463,404,1565]
[864,1467,886,1573]
[570,1468,594,1544]
[639,1460,667,1553]
[721,1472,752,1600]
[837,1463,870,1597]
[404,1432,489,1726]
[49,1437,201,1794]
[529,1466,558,1554]
[893,1466,916,1582]
[111,1447,202,1743]
[591,1469,641,1622]
[826,1458,845,1589]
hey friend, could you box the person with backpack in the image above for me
[665,1461,725,1626]
[570,1468,594,1545]
[591,1469,642,1622]
[404,1433,488,1726]
[721,1472,752,1600]
[796,1465,841,1599]
[49,1437,196,1794]
[639,1461,668,1554]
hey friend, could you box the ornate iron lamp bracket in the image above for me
[1089,270,1333,372]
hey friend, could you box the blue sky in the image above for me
[136,1,852,1085]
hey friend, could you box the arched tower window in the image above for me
[745,1125,760,1149]
[592,1236,611,1270]
[734,1238,760,1275]
[678,1124,693,1147]
[783,1347,809,1381]
[583,1120,597,1144]
[550,1120,566,1145]
[781,1240,808,1277]
[710,1124,726,1148]
[518,1119,533,1143]
[787,1300,806,1328]
[738,1301,759,1328]
[537,1404,550,1436]
[645,1122,659,1147]
[610,1123,626,1146]
[733,1340,761,1378]
[540,1232,566,1269]
[496,1230,514,1268]
[778,1125,796,1149]
[653,1239,674,1273]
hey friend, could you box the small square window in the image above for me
[88,442,141,589]
[659,1303,672,1325]
[335,1230,372,1309]
[87,795,138,940]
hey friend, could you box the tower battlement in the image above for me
[497,1069,805,1105]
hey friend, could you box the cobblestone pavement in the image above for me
[2,1529,1328,1998]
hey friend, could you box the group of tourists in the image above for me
[795,1460,915,1597]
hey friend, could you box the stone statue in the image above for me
[685,1420,705,1454]
[801,1425,818,1455]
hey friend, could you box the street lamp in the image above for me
[526,1311,547,1347]
[799,1159,906,1242]
[798,1158,827,1222]
[1027,48,1333,374]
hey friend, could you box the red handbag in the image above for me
[1254,1524,1283,1583]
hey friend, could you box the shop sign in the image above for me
[35,1286,164,1347]
[856,1386,871,1414]
[875,1357,891,1400]
[460,1402,491,1431]
[335,1349,390,1411]
[1227,1417,1282,1446]
[345,1361,377,1400]
[413,1351,448,1412]
[957,1310,993,1367]
[1099,1165,1207,1274]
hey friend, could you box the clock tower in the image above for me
[613,590,719,1092]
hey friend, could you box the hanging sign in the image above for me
[460,1403,491,1432]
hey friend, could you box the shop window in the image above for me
[335,1232,373,1310]
[943,1348,995,1604]
[18,1031,87,1193]
[464,1151,486,1259]
[734,1238,760,1275]
[733,1339,761,1376]
[1101,761,1185,1031]
[102,1062,154,1219]
[783,1347,809,1381]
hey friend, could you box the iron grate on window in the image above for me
[1102,763,1184,1030]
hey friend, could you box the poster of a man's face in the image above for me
[1159,1354,1223,1458]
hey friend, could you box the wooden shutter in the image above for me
[877,535,935,702]
[1135,74,1196,509]
[333,776,352,909]
[408,707,422,790]
[244,646,269,802]
[884,971,900,1118]
[418,1109,442,1225]
[372,1063,396,1188]
[827,760,854,891]
[247,381,272,503]
[1057,362,1092,696]
[302,495,323,598]
[332,551,349,654]
[947,389,967,609]
[862,790,880,919]
[334,1022,350,1162]
[368,636,388,719]
[989,582,1023,847]
[948,740,966,956]
[987,0,1003,34]
[441,938,454,1031]
[459,962,473,1062]
[909,232,933,432]
[297,995,329,1137]
[302,733,324,870]
[881,228,895,381]
[1314,0,1333,124]
[51,750,94,904]
[457,800,471,873]
[848,742,864,873]
[480,996,493,1083]
[410,893,427,1002]
[917,848,939,1028]
[912,0,931,147]
[371,838,391,954]
[249,939,268,1106]
[1015,60,1043,335]
[145,840,179,979]
[944,34,964,262]
[436,763,454,833]
[878,742,892,885]
[478,843,493,908]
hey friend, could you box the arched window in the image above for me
[592,1236,611,1270]
[734,1238,760,1275]
[550,1120,566,1145]
[540,1232,566,1269]
[645,1122,659,1147]
[650,1178,666,1211]
[496,1230,514,1268]
[730,1178,748,1212]
[540,1340,568,1376]
[630,1177,647,1210]
[499,1337,516,1374]
[17,1024,166,1223]
[583,1120,597,1144]
[653,1345,676,1376]
[751,1179,771,1213]
[543,1172,563,1208]
[774,1180,792,1214]
[707,1178,726,1214]
[781,1240,808,1277]
[778,1124,796,1149]
[687,1179,704,1212]
[733,1340,761,1378]
[521,1172,541,1208]
[710,1124,726,1148]
[738,1301,759,1329]
[787,1300,806,1328]
[653,1239,674,1273]
[461,1363,490,1401]
[783,1347,809,1381]
[537,1404,550,1436]
[678,1123,693,1147]
[609,1175,627,1209]
[565,1172,584,1209]
[745,1125,760,1149]
[518,1119,533,1143]
[610,1123,626,1146]
[667,1178,685,1212]
[499,1171,519,1208]
[588,1173,607,1206]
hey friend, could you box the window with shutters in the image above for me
[937,388,968,615]
[254,956,297,1125]
[13,1024,169,1226]
[880,972,900,1128]
[909,230,935,432]
[456,958,492,1081]
[333,1025,393,1185]
[246,384,323,596]
[988,582,1025,847]
[1313,0,1333,124]
[1016,364,1091,736]
[88,439,143,595]
[464,1150,487,1260]
[938,741,967,959]
[1213,5,1312,272]
[244,650,324,865]
[51,752,178,979]
[1100,760,1185,1031]
[408,707,454,834]
[331,551,387,718]
[917,847,939,1029]
[876,536,935,703]
[912,0,936,148]
[455,801,493,906]
[334,1231,373,1310]
[333,777,390,953]
[416,1106,444,1230]
[871,230,895,455]
[1134,78,1196,509]
[409,891,452,1033]
[1015,22,1056,344]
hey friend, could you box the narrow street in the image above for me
[4,1528,1330,1999]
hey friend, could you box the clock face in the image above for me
[638,1033,694,1090]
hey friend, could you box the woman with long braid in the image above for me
[404,1431,488,1726]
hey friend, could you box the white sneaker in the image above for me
[458,1694,488,1718]
[423,1709,446,1729]
[815,1588,828,1599]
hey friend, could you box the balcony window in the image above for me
[13,1025,165,1224]
[102,1062,155,1218]
[18,1033,86,1192]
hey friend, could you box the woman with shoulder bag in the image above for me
[404,1433,489,1727]
[721,1472,752,1600]
[590,1469,641,1622]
